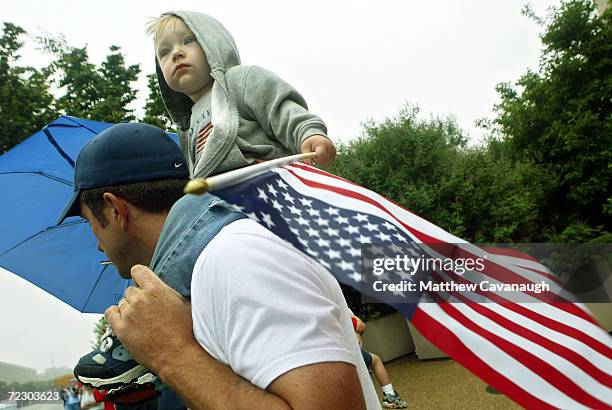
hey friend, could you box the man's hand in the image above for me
[300,134,336,166]
[105,265,197,373]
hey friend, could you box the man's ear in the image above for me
[102,192,130,229]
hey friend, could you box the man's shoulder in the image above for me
[195,218,320,283]
[205,218,287,252]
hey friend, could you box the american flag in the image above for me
[212,162,612,409]
[196,122,213,156]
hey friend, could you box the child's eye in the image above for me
[185,36,196,45]
[159,48,170,58]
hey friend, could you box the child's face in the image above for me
[156,19,212,102]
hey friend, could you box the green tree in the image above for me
[92,45,141,122]
[92,316,108,349]
[0,22,57,153]
[143,73,174,131]
[42,38,140,123]
[327,106,551,243]
[493,0,612,240]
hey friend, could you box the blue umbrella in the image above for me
[0,116,177,313]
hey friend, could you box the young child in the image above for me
[71,12,337,403]
[351,314,408,409]
[146,11,336,178]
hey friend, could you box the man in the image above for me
[56,122,379,409]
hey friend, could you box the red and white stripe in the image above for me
[275,162,612,409]
[195,122,213,156]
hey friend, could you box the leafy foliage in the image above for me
[92,316,108,350]
[40,37,141,123]
[143,73,174,131]
[0,23,57,153]
[327,106,553,243]
[493,0,612,240]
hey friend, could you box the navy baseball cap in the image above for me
[56,122,189,224]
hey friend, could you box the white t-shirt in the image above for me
[191,219,379,408]
[189,89,213,163]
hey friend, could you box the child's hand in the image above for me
[300,135,336,167]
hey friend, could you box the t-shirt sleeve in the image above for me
[191,222,356,389]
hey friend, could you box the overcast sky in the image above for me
[1,0,560,373]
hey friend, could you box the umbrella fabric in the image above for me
[0,116,130,313]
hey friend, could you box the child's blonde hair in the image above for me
[145,14,183,42]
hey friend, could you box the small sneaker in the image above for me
[382,391,408,409]
[74,325,151,389]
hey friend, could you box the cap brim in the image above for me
[56,190,82,225]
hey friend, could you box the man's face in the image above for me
[156,19,212,102]
[81,202,133,279]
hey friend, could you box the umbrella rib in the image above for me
[81,263,110,312]
[0,171,72,186]
[0,220,87,259]
[43,127,75,168]
[62,116,101,136]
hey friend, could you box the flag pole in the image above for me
[184,152,316,195]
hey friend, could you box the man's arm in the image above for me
[107,265,365,410]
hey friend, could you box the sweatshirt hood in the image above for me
[155,11,241,130]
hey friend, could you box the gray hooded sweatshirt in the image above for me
[156,11,328,178]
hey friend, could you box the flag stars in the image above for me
[317,238,331,248]
[245,212,259,222]
[288,205,302,216]
[271,199,284,212]
[282,192,295,204]
[326,227,339,237]
[370,245,385,255]
[336,238,352,247]
[397,271,415,281]
[337,261,355,271]
[325,249,341,259]
[307,208,321,217]
[277,179,288,190]
[393,232,407,242]
[267,184,278,197]
[375,232,392,242]
[348,248,361,257]
[348,272,362,282]
[324,207,340,216]
[316,217,329,227]
[306,227,320,238]
[260,213,275,228]
[353,214,369,223]
[231,204,245,213]
[391,289,405,297]
[358,235,372,244]
[390,244,404,253]
[304,247,319,258]
[364,223,379,232]
[257,188,268,202]
[344,225,360,235]
[299,198,313,207]
[383,221,397,231]
[335,215,349,225]
[295,216,310,226]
